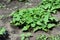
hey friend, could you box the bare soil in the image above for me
[0,0,60,40]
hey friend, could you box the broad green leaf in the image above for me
[15,22,20,26]
[21,37,25,40]
[42,28,48,31]
[43,12,50,24]
[48,24,55,28]
[49,17,58,21]
[49,17,55,21]
[0,27,6,35]
[33,26,41,32]
[31,23,35,27]
[22,25,30,31]
[52,10,57,13]
[37,21,42,25]
[26,17,33,24]
[41,25,48,31]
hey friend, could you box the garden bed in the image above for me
[0,0,60,40]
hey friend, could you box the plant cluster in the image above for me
[36,34,60,40]
[38,0,60,13]
[0,27,9,40]
[10,0,60,32]
[36,35,47,40]
[20,33,32,40]
[20,34,60,40]
[0,27,6,35]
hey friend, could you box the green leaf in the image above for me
[26,18,33,24]
[31,23,35,27]
[50,17,58,21]
[21,37,25,40]
[41,24,48,31]
[52,10,57,13]
[48,24,55,28]
[0,27,6,35]
[33,26,41,32]
[42,28,48,31]
[37,21,42,25]
[22,25,30,31]
[15,22,20,26]
[43,12,50,24]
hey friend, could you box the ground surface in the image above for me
[0,0,60,40]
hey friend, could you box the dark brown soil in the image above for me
[0,0,60,40]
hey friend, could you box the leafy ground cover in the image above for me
[20,33,32,40]
[10,0,60,32]
[0,27,9,40]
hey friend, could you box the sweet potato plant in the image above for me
[20,33,32,40]
[10,0,60,32]
[0,27,8,38]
